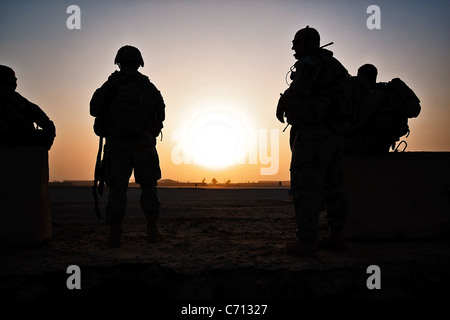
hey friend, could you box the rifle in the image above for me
[93,136,106,218]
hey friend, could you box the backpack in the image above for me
[382,78,421,149]
[328,68,357,123]
[285,49,355,132]
[386,78,421,118]
[108,78,149,138]
[311,51,356,133]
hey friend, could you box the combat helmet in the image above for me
[114,45,144,67]
[293,26,320,50]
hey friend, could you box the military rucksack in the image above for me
[382,78,421,149]
[108,78,149,138]
[307,50,356,132]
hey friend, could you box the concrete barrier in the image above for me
[0,147,52,246]
[343,152,450,240]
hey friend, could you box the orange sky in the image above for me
[1,0,449,183]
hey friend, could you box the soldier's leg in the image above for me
[105,142,133,247]
[105,150,133,225]
[140,182,161,220]
[325,137,347,231]
[287,128,326,256]
[291,164,323,244]
[322,135,348,250]
[325,193,347,232]
[140,182,163,242]
[323,189,348,250]
[133,140,163,243]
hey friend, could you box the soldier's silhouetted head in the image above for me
[114,45,144,70]
[0,65,17,92]
[292,26,320,59]
[357,64,378,89]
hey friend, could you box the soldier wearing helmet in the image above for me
[90,45,166,247]
[276,27,349,256]
[0,65,56,150]
[114,45,145,69]
[291,26,321,60]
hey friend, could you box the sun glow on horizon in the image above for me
[171,103,257,170]
[190,113,245,169]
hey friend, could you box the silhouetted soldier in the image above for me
[344,64,421,154]
[0,65,56,150]
[344,64,394,154]
[90,45,166,247]
[276,26,350,256]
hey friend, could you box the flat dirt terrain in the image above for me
[1,187,449,306]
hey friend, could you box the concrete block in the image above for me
[343,152,450,240]
[0,147,52,246]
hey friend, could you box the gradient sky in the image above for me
[1,0,449,183]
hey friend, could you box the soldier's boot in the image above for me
[286,240,318,258]
[147,218,163,243]
[108,223,122,248]
[319,229,347,251]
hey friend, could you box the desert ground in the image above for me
[1,186,449,307]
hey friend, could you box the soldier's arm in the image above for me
[13,93,54,136]
[90,87,108,117]
[90,72,120,117]
[147,81,166,123]
[283,57,322,100]
[18,95,56,150]
[276,57,322,123]
[28,101,56,138]
[154,88,165,124]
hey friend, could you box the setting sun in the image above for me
[171,104,256,170]
[189,111,247,169]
